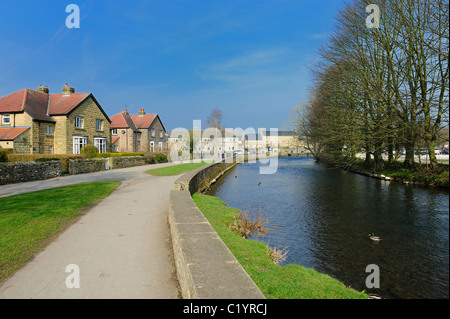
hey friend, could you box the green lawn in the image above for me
[192,193,367,299]
[0,181,120,282]
[145,161,208,176]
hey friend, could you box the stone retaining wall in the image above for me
[109,156,146,169]
[169,161,265,299]
[68,158,108,175]
[0,161,62,185]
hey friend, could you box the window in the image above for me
[159,130,163,138]
[2,114,10,125]
[49,146,52,154]
[96,119,103,131]
[73,136,87,154]
[150,141,155,152]
[158,142,163,151]
[151,128,155,137]
[75,116,84,129]
[46,126,52,136]
[112,129,117,136]
[94,138,107,153]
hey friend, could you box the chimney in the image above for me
[36,85,49,94]
[139,108,146,115]
[122,109,129,114]
[62,83,75,96]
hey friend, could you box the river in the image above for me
[208,156,449,299]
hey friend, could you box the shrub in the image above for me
[93,152,144,158]
[268,246,289,265]
[6,154,85,172]
[155,153,168,163]
[0,151,8,163]
[230,206,276,239]
[144,153,157,164]
[80,145,98,158]
[35,158,60,162]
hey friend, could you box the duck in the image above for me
[258,182,262,186]
[369,233,381,242]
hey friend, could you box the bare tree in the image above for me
[206,109,223,130]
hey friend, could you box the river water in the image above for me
[208,156,449,299]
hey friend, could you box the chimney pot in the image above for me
[62,83,75,96]
[36,85,49,94]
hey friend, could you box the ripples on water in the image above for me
[209,157,449,299]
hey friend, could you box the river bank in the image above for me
[209,157,449,299]
[193,192,368,299]
[319,157,449,189]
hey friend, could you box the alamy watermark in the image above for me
[66,4,80,29]
[365,264,380,288]
[366,4,380,29]
[65,264,80,288]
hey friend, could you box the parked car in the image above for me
[419,148,428,155]
[435,148,442,155]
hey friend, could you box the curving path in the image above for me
[0,163,180,299]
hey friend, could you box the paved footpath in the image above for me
[0,163,181,299]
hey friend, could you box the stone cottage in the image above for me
[110,108,167,153]
[0,84,111,154]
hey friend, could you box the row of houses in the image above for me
[0,84,167,154]
[168,128,304,157]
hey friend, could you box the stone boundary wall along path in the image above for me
[169,160,265,299]
[0,161,62,185]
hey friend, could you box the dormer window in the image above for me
[2,114,10,125]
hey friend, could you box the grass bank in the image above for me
[192,193,367,299]
[145,162,208,176]
[0,181,120,282]
[343,159,449,188]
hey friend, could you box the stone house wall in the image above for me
[65,96,111,154]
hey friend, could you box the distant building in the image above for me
[0,84,111,154]
[110,108,167,153]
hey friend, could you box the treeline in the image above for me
[291,0,449,169]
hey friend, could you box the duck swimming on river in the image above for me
[369,233,381,242]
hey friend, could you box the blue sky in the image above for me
[0,0,346,131]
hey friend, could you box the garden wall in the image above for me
[68,158,109,175]
[0,161,62,185]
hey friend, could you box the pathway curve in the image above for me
[0,163,181,298]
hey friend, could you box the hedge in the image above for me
[7,154,86,172]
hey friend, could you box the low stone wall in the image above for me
[0,161,62,185]
[68,158,108,175]
[174,161,237,194]
[109,156,146,169]
[278,147,311,157]
[169,161,265,299]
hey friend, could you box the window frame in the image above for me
[73,136,87,154]
[75,116,84,129]
[94,137,107,153]
[2,114,10,125]
[96,119,103,131]
[46,125,52,136]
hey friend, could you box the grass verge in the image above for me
[192,193,367,299]
[0,181,120,283]
[145,162,208,176]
